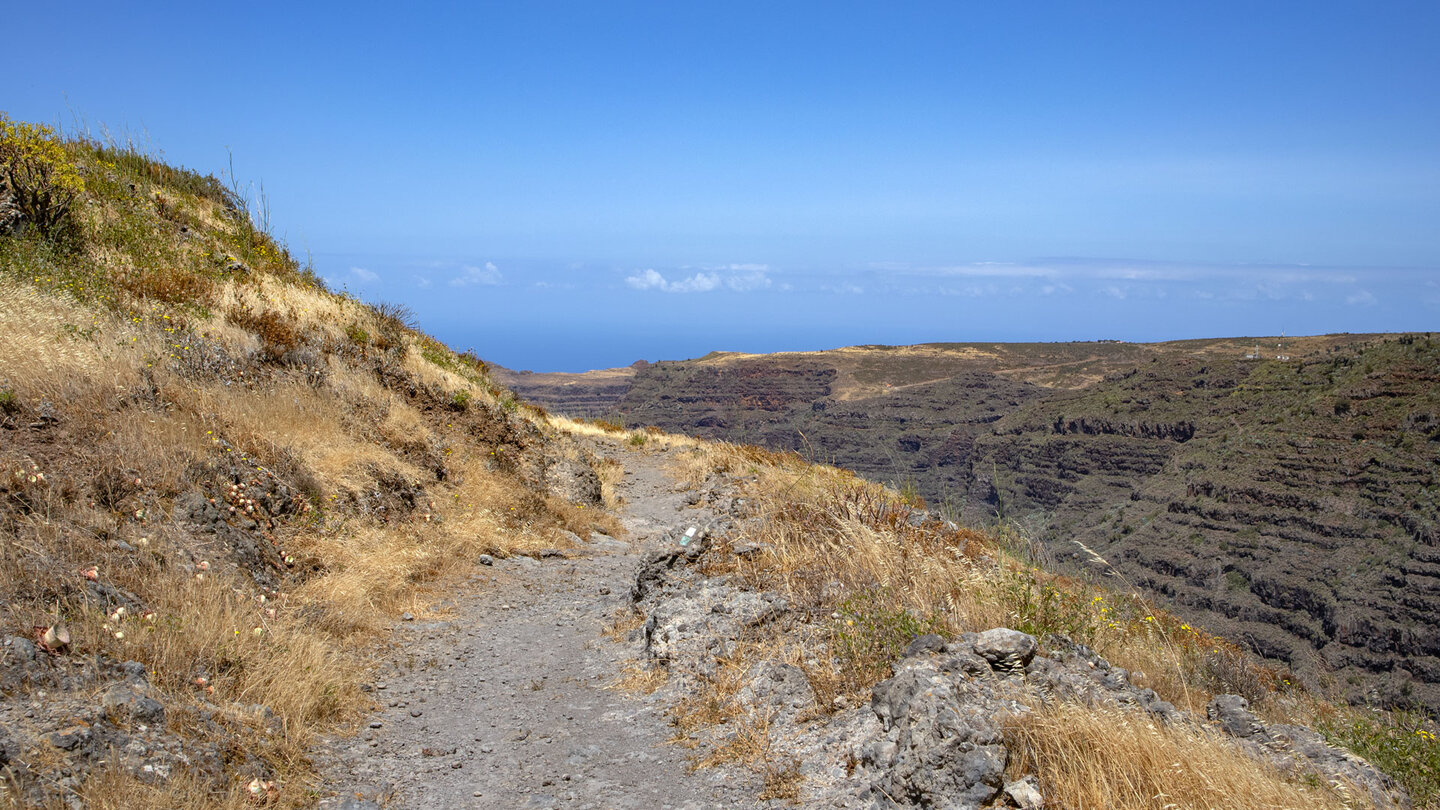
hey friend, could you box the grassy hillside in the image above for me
[3,115,1437,808]
[0,116,617,807]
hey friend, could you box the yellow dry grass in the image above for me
[67,765,252,810]
[212,274,354,349]
[1006,702,1368,810]
[198,381,422,493]
[609,659,670,695]
[649,439,1379,806]
[0,278,151,403]
[0,270,612,806]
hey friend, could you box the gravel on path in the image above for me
[315,443,768,809]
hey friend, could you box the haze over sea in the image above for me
[9,2,1438,371]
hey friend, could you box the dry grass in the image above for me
[610,660,670,695]
[649,440,1402,806]
[550,415,704,453]
[0,278,151,403]
[1005,702,1369,810]
[0,276,611,806]
[601,605,648,643]
[674,439,1287,716]
[63,766,252,810]
[592,455,625,509]
[669,650,758,750]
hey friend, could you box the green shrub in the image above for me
[0,115,85,243]
[995,567,1096,644]
[1320,708,1440,806]
[832,587,941,688]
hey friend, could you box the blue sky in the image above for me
[8,2,1439,370]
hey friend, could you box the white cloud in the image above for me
[822,282,865,295]
[451,261,502,287]
[927,263,1058,279]
[349,266,379,282]
[626,269,668,291]
[414,275,432,289]
[1346,289,1377,306]
[726,271,772,292]
[627,263,778,294]
[886,258,1376,287]
[625,269,721,293]
[937,284,995,297]
[669,273,720,293]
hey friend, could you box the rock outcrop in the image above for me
[627,514,1412,809]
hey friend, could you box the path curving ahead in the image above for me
[315,443,767,809]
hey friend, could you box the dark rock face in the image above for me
[613,360,1047,511]
[102,680,166,725]
[972,628,1037,671]
[617,358,840,434]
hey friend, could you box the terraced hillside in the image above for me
[495,363,643,418]
[970,337,1440,711]
[511,335,1440,712]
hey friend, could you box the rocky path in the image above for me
[315,443,766,809]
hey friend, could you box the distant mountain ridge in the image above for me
[498,334,1440,712]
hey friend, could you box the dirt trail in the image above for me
[315,443,767,809]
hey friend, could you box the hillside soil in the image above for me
[314,442,771,809]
